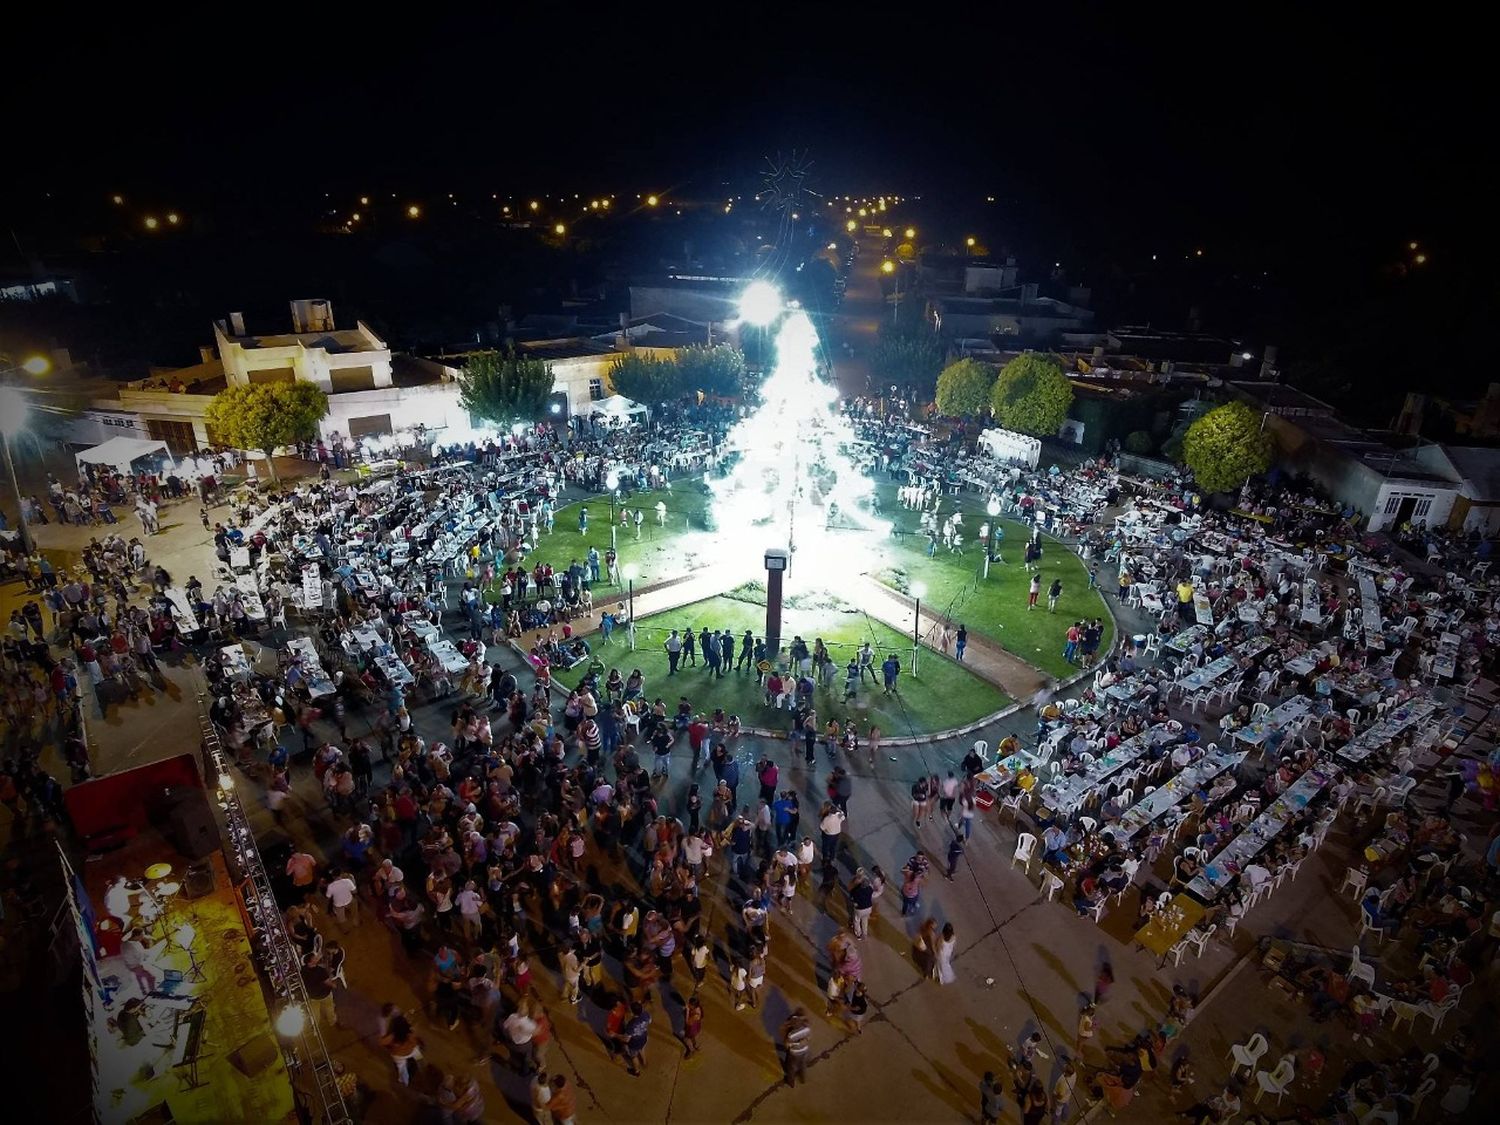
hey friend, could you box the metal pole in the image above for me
[912,595,920,677]
[984,524,992,579]
[2,433,33,556]
[627,579,635,650]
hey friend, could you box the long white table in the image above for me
[1337,699,1440,765]
[427,639,470,675]
[374,653,414,687]
[1193,591,1214,626]
[1233,695,1316,748]
[1185,766,1331,900]
[1113,748,1247,840]
[1433,632,1460,679]
[1041,726,1177,814]
[163,587,199,633]
[286,635,337,698]
[1358,573,1386,651]
[219,643,253,680]
[1162,624,1208,656]
[234,574,266,621]
[1300,578,1323,625]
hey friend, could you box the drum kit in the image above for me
[128,862,184,939]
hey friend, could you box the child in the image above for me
[746,950,765,1009]
[824,970,847,1019]
[729,961,748,1011]
[682,994,704,1057]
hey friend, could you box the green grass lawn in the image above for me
[510,475,1112,683]
[611,591,1009,737]
[868,482,1113,681]
[500,481,717,591]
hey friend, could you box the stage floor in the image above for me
[83,838,296,1125]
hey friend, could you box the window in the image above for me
[1413,497,1432,520]
[589,378,605,401]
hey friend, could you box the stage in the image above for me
[71,762,297,1125]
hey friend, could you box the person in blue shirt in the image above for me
[882,653,901,695]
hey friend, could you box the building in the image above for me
[1233,382,1464,532]
[70,299,683,456]
[928,290,1094,346]
[215,299,393,392]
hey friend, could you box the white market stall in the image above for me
[590,395,650,427]
[977,427,1042,469]
[75,437,175,477]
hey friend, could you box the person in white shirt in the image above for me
[455,880,484,943]
[325,871,359,927]
[819,805,845,864]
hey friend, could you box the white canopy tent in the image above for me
[590,394,650,425]
[75,436,174,476]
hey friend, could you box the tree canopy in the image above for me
[1182,400,1275,494]
[990,353,1073,437]
[204,381,328,481]
[870,333,945,400]
[457,351,554,426]
[609,353,683,405]
[934,358,996,418]
[674,344,747,397]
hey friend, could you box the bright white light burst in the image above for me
[709,302,889,586]
[737,281,782,327]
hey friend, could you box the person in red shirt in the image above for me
[687,715,710,771]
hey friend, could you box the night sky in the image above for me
[11,11,1480,255]
[6,9,1490,415]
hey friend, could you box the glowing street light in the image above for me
[984,497,1001,578]
[881,260,895,274]
[407,204,421,218]
[0,386,35,554]
[846,219,857,233]
[111,194,124,205]
[909,580,927,676]
[646,195,659,207]
[965,236,976,249]
[738,281,782,327]
[554,223,566,236]
[905,227,916,239]
[20,355,51,376]
[882,227,892,238]
[360,196,370,205]
[144,216,159,230]
[1414,253,1427,265]
[166,213,179,225]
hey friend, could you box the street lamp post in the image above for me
[622,563,638,649]
[606,471,619,552]
[910,580,926,677]
[984,496,1001,579]
[0,386,34,556]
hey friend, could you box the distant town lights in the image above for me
[646,195,659,207]
[111,194,123,204]
[530,200,540,211]
[1415,253,1428,265]
[554,223,566,235]
[881,260,895,274]
[407,204,420,218]
[144,216,159,230]
[360,196,370,205]
[167,213,179,225]
[905,227,915,239]
[846,220,857,232]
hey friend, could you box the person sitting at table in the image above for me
[1042,823,1072,866]
[1014,765,1038,793]
[1058,750,1084,776]
[1073,873,1105,917]
[1170,850,1202,889]
[1170,741,1199,771]
[1242,861,1273,894]
[1099,793,1126,823]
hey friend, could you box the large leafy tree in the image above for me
[609,353,681,404]
[870,334,945,400]
[1182,400,1275,494]
[457,351,554,426]
[673,344,747,397]
[204,381,328,482]
[934,358,996,418]
[991,353,1073,436]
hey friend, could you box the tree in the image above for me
[1182,400,1275,495]
[1124,430,1155,455]
[204,381,328,482]
[609,353,681,405]
[456,351,554,427]
[674,344,747,398]
[990,353,1073,437]
[870,333,945,401]
[934,358,996,418]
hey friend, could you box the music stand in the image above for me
[173,923,206,983]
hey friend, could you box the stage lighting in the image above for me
[275,1004,307,1037]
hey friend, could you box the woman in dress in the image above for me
[936,922,957,985]
[913,917,938,980]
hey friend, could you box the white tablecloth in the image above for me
[1186,766,1331,899]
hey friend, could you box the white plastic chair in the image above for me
[1187,923,1216,958]
[1226,1032,1268,1077]
[1254,1054,1296,1105]
[1040,870,1065,902]
[1000,791,1028,822]
[1387,998,1420,1033]
[1339,867,1368,899]
[1077,816,1099,835]
[1249,701,1271,720]
[1346,945,1375,989]
[1411,1077,1436,1116]
[1422,995,1458,1033]
[1012,832,1037,872]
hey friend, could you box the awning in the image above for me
[590,394,649,420]
[75,437,174,475]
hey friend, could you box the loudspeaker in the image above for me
[154,790,219,861]
[182,861,215,899]
[227,1034,279,1078]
